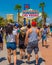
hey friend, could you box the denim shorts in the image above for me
[27,40,39,54]
[6,42,17,50]
[42,35,47,41]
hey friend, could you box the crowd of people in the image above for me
[0,21,52,65]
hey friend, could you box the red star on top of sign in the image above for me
[25,5,29,8]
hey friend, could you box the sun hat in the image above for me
[20,26,27,30]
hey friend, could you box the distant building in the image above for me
[6,14,14,21]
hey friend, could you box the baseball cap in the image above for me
[31,21,37,26]
[14,23,19,27]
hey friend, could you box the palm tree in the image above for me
[0,16,4,26]
[0,17,7,26]
[9,19,14,23]
[38,19,42,28]
[44,12,48,25]
[39,2,45,26]
[14,4,22,23]
[0,16,3,21]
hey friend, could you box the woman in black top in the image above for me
[19,29,26,59]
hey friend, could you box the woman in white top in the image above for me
[5,24,17,65]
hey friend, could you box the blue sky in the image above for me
[0,0,52,23]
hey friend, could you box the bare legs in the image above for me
[20,49,23,59]
[35,54,38,64]
[20,49,25,59]
[0,43,3,50]
[13,50,17,65]
[7,49,11,64]
[42,40,47,47]
[27,53,38,64]
[7,49,17,65]
[27,53,30,61]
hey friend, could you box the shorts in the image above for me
[27,41,39,54]
[19,44,26,49]
[6,42,17,50]
[42,35,47,41]
[19,41,26,49]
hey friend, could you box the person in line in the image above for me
[5,24,17,65]
[0,27,3,50]
[18,27,26,59]
[13,24,20,45]
[25,21,40,65]
[41,25,48,47]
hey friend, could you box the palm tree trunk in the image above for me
[18,10,20,23]
[42,7,44,27]
[44,17,46,25]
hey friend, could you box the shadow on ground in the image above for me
[45,45,49,48]
[11,57,45,65]
[0,57,7,62]
[11,59,25,65]
[26,57,45,65]
[38,58,45,65]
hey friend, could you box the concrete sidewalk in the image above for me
[39,37,52,65]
